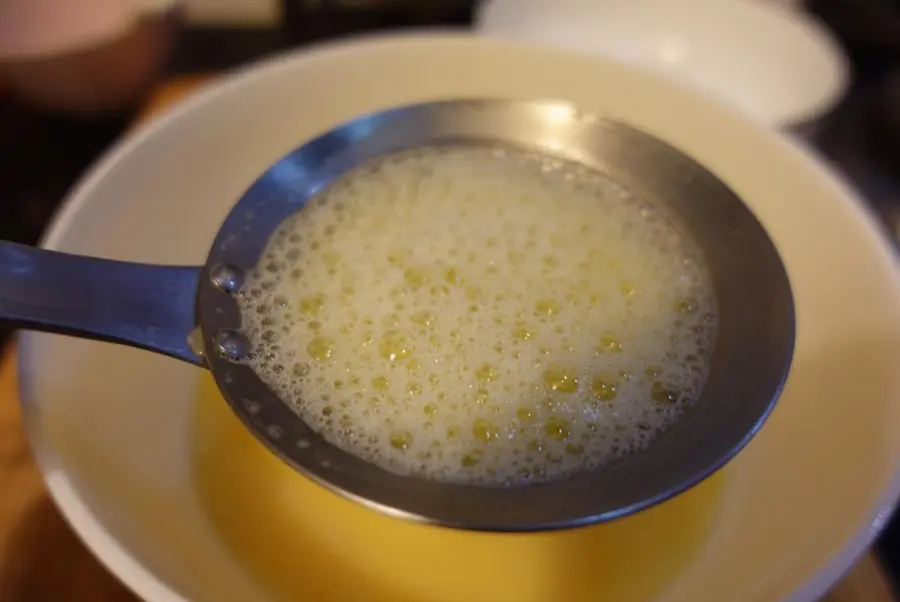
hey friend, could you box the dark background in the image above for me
[2,0,900,593]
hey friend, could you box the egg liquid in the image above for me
[192,375,725,602]
[238,145,717,484]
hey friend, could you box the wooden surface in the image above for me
[0,77,893,601]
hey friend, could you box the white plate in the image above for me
[16,32,900,601]
[476,0,850,127]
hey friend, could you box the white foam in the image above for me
[238,145,717,485]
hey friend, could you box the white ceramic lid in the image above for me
[475,0,850,127]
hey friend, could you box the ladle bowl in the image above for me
[0,99,794,531]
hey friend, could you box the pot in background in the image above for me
[0,0,181,114]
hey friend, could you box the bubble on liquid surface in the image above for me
[238,145,717,485]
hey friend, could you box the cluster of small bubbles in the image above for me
[238,144,717,486]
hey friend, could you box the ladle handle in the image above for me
[0,241,204,366]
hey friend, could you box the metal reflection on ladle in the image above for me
[0,99,795,532]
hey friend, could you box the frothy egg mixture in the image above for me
[238,145,717,484]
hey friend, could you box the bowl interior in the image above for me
[17,33,900,602]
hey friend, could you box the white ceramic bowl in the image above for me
[476,0,850,128]
[17,33,900,601]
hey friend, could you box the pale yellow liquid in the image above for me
[192,375,725,602]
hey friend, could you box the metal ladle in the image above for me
[0,100,795,532]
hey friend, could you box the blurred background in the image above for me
[0,0,899,597]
